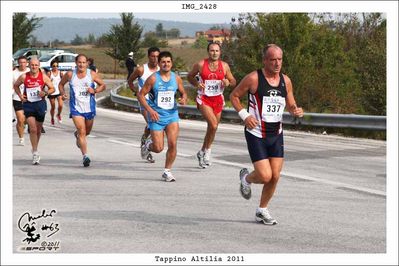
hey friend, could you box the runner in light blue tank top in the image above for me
[147,71,179,130]
[137,51,188,182]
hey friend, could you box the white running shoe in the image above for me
[204,149,211,166]
[141,138,152,159]
[162,171,176,182]
[239,168,251,200]
[255,208,278,225]
[32,153,40,165]
[18,138,25,146]
[196,150,207,169]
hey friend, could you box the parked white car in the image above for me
[39,52,78,72]
[13,48,74,66]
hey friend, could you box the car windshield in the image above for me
[39,54,54,62]
[39,54,56,62]
[12,49,29,59]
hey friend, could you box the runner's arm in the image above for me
[13,74,27,102]
[187,62,204,90]
[223,63,236,88]
[90,71,106,94]
[42,74,55,96]
[229,71,259,129]
[127,66,144,93]
[176,75,187,105]
[58,71,72,99]
[284,75,303,117]
[138,74,159,122]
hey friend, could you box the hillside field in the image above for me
[64,39,207,79]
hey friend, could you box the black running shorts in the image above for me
[244,129,284,162]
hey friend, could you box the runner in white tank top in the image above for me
[47,61,64,125]
[12,56,30,145]
[58,54,106,167]
[127,47,161,163]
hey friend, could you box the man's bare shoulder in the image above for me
[197,59,206,67]
[246,70,259,81]
[282,73,292,85]
[136,65,145,73]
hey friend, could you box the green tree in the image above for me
[224,13,362,114]
[95,34,109,47]
[172,56,187,72]
[104,13,144,62]
[85,33,96,44]
[13,13,42,52]
[156,23,164,38]
[71,34,84,45]
[192,35,208,49]
[333,13,386,115]
[142,32,168,48]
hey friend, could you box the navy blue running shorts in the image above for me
[244,129,284,163]
[23,100,47,122]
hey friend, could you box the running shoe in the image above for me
[239,168,251,200]
[32,153,40,165]
[83,155,91,167]
[162,171,176,182]
[196,150,207,169]
[18,138,25,146]
[57,114,62,124]
[204,150,211,166]
[146,153,155,163]
[140,133,147,147]
[255,208,278,225]
[41,127,45,133]
[74,131,81,148]
[141,138,151,159]
[51,118,55,126]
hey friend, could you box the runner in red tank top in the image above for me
[14,57,55,165]
[187,42,236,168]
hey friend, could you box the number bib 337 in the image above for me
[26,86,42,102]
[157,90,175,110]
[261,96,286,123]
[204,80,223,96]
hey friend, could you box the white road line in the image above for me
[106,138,386,197]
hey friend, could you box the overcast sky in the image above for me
[32,13,240,24]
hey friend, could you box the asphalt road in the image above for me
[10,80,388,262]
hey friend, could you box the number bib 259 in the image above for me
[26,86,42,102]
[204,80,223,96]
[157,90,175,110]
[261,96,286,122]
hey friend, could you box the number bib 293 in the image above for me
[204,80,223,96]
[261,96,286,122]
[26,86,42,102]
[157,90,175,110]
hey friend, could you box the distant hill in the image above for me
[32,17,230,43]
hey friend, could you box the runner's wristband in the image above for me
[238,109,251,121]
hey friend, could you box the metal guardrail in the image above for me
[109,83,386,131]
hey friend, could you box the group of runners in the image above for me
[13,43,303,225]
